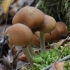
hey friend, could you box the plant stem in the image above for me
[28,43,35,56]
[23,47,34,65]
[40,31,45,51]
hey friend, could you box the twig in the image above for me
[11,50,23,69]
[42,54,70,70]
[13,50,23,62]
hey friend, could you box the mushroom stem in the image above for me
[28,43,35,56]
[23,47,34,65]
[40,31,45,51]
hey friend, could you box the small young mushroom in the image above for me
[35,28,61,44]
[33,15,56,51]
[56,22,68,36]
[45,28,61,42]
[4,23,34,65]
[31,35,40,47]
[12,6,44,29]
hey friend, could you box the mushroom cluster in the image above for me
[12,6,45,55]
[4,6,59,64]
[12,6,57,52]
[4,6,45,65]
[34,21,68,48]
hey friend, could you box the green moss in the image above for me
[64,60,70,70]
[28,46,70,70]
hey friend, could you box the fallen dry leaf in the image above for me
[49,61,65,70]
[56,39,67,48]
[17,54,27,62]
[50,39,67,48]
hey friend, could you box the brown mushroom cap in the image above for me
[35,28,61,42]
[56,22,68,35]
[45,28,61,42]
[32,15,56,33]
[4,23,33,46]
[31,35,40,47]
[12,6,44,29]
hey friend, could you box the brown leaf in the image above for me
[17,54,27,62]
[49,61,65,70]
[56,39,67,48]
[51,39,67,48]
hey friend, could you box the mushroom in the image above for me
[31,35,40,47]
[4,23,34,65]
[45,28,61,42]
[35,28,61,45]
[12,6,44,29]
[12,6,44,54]
[56,22,68,36]
[32,15,56,51]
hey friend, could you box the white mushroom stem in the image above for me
[28,43,35,56]
[40,31,46,51]
[23,47,34,65]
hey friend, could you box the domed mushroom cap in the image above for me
[4,23,33,46]
[12,6,44,29]
[35,28,61,42]
[56,22,68,35]
[32,15,56,33]
[45,28,61,42]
